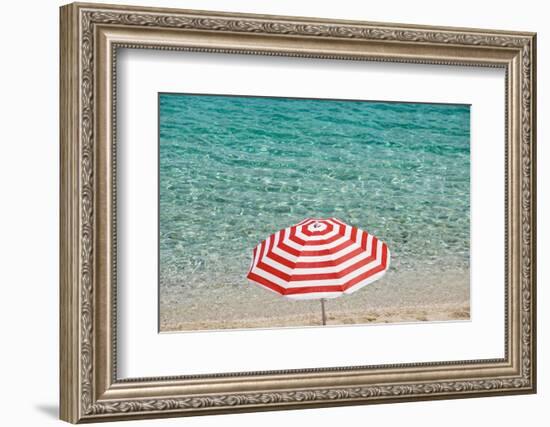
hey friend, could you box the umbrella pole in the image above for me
[321,298,327,326]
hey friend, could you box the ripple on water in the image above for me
[159,94,470,294]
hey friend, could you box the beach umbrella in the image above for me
[246,217,391,325]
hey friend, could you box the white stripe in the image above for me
[282,224,352,251]
[269,228,367,265]
[262,243,367,274]
[252,223,379,270]
[248,279,285,296]
[283,291,343,300]
[260,240,373,275]
[258,252,293,274]
[295,226,339,242]
[250,268,388,300]
[270,231,298,262]
[248,249,256,274]
[365,232,374,255]
[271,226,365,262]
[251,240,385,289]
[254,235,272,268]
[300,220,328,231]
[251,240,264,268]
[328,217,347,227]
[280,229,309,251]
[271,237,360,263]
[256,227,371,264]
[290,244,372,274]
[343,260,390,295]
[249,265,292,288]
[281,240,385,287]
[282,263,389,299]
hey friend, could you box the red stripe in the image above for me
[288,233,341,246]
[259,236,268,261]
[286,238,379,281]
[342,244,388,291]
[294,246,364,268]
[350,226,358,244]
[251,220,388,294]
[255,238,380,282]
[249,265,389,295]
[288,227,306,245]
[255,259,291,281]
[277,237,355,257]
[360,230,368,250]
[329,217,347,227]
[249,244,389,296]
[266,245,364,269]
[264,229,366,268]
[282,245,389,295]
[302,232,344,246]
[289,224,347,247]
[248,247,257,274]
[265,249,296,268]
[254,235,273,269]
[283,285,343,295]
[296,223,345,246]
[276,229,301,257]
[265,228,361,268]
[246,272,286,295]
[268,232,275,255]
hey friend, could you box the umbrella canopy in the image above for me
[246,218,390,300]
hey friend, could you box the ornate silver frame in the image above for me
[60,2,537,423]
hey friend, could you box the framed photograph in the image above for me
[60,2,537,423]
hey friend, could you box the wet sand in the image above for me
[160,267,470,332]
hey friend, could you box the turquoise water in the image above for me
[159,94,470,298]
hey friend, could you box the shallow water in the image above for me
[159,94,470,307]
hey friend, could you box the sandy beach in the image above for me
[160,267,469,332]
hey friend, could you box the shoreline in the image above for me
[160,267,470,332]
[160,302,470,332]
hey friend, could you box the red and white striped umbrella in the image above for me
[246,218,390,301]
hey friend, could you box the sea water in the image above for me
[159,93,470,302]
